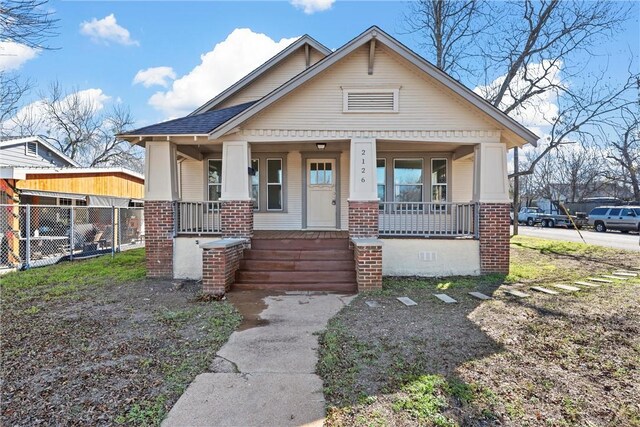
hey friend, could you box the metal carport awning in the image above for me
[19,189,87,201]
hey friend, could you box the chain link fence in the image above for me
[0,204,144,270]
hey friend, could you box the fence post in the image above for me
[25,205,31,269]
[69,207,75,261]
[111,206,116,258]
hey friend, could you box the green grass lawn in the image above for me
[1,250,241,426]
[318,236,640,427]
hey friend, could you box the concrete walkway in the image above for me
[162,291,354,427]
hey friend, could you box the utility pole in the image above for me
[513,147,519,236]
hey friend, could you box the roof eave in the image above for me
[208,26,540,146]
[189,35,332,117]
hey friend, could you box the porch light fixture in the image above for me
[316,143,327,150]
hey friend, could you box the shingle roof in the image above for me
[123,101,257,136]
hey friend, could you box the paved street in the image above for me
[514,226,640,252]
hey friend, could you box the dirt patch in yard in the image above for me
[1,250,241,426]
[318,237,640,426]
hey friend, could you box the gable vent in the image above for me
[343,88,399,113]
[26,141,37,156]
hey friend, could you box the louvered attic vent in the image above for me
[343,88,399,113]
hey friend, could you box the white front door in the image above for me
[307,159,337,228]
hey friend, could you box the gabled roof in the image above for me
[208,26,539,146]
[121,101,257,137]
[0,136,81,167]
[189,35,331,116]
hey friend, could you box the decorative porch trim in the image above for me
[236,128,501,143]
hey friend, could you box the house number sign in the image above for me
[353,140,375,196]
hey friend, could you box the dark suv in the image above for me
[588,206,640,232]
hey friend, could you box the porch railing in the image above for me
[176,201,222,235]
[379,202,478,238]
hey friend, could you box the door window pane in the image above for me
[324,162,332,184]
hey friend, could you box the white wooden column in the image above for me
[220,140,251,200]
[144,140,179,201]
[472,142,510,203]
[349,137,378,201]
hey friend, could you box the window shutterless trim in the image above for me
[266,157,284,212]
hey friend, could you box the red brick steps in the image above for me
[233,237,356,292]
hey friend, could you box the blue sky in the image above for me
[5,0,640,130]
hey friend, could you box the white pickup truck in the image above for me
[517,207,544,226]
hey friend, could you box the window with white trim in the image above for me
[207,159,222,201]
[342,88,399,113]
[377,159,386,205]
[267,158,283,211]
[393,159,423,203]
[251,159,259,210]
[431,159,447,203]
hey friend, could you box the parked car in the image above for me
[588,206,640,233]
[517,207,543,226]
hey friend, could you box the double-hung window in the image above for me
[251,159,259,210]
[393,159,423,203]
[207,159,222,201]
[431,159,447,205]
[267,158,283,211]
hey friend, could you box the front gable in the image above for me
[242,42,497,133]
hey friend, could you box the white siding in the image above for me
[254,151,303,230]
[245,44,496,132]
[0,142,72,167]
[180,159,204,201]
[218,49,324,109]
[452,158,473,202]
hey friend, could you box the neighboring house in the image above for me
[120,26,538,294]
[1,136,144,206]
[0,136,145,270]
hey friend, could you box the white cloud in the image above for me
[148,28,299,117]
[3,88,110,135]
[290,0,335,14]
[475,60,562,136]
[79,14,139,46]
[0,41,39,71]
[133,66,176,88]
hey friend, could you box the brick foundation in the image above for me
[202,240,245,295]
[348,200,379,239]
[221,200,253,239]
[478,203,510,274]
[353,239,383,291]
[145,200,174,278]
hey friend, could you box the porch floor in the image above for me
[253,230,348,239]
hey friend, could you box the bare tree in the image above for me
[0,0,58,50]
[403,0,489,78]
[554,143,606,202]
[405,0,637,232]
[604,107,640,201]
[0,0,58,133]
[11,82,143,171]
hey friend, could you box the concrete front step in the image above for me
[243,249,354,261]
[236,270,357,283]
[251,238,350,250]
[232,282,357,292]
[239,259,355,271]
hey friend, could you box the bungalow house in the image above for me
[120,26,537,294]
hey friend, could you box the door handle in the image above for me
[331,200,336,205]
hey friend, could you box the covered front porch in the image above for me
[142,134,511,292]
